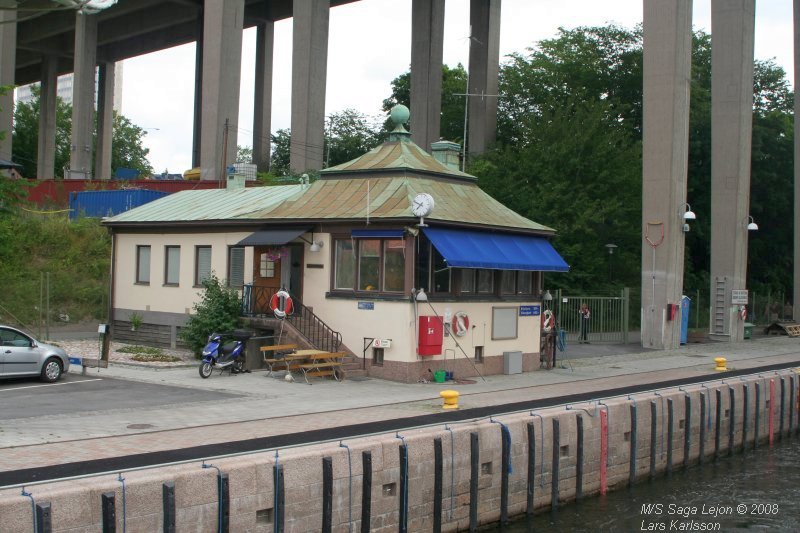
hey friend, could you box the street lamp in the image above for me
[605,243,618,283]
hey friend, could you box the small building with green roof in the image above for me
[103,105,568,382]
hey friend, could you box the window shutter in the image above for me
[229,247,245,288]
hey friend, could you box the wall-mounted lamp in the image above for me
[404,226,419,237]
[300,231,324,252]
[746,215,758,231]
[413,288,428,302]
[543,290,553,301]
[679,202,696,232]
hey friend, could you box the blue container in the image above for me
[69,189,168,219]
[680,295,691,345]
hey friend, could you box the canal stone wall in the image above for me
[0,370,797,532]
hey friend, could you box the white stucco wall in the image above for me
[113,232,254,314]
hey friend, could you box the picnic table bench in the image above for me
[296,351,348,384]
[260,344,300,376]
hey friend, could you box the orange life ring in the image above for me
[452,312,469,337]
[270,289,293,319]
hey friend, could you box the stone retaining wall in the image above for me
[1,371,797,532]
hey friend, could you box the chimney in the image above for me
[227,173,246,190]
[431,140,461,171]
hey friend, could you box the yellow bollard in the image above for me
[714,357,727,371]
[440,389,459,409]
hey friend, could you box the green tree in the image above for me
[179,274,242,356]
[236,145,253,164]
[270,128,291,176]
[110,113,153,175]
[465,25,793,298]
[325,108,382,167]
[382,64,468,143]
[12,86,152,178]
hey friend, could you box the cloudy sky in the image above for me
[119,0,794,174]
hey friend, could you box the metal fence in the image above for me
[682,288,793,329]
[549,288,631,344]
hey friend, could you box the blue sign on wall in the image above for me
[519,305,540,316]
[358,302,374,310]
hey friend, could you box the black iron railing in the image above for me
[241,284,342,353]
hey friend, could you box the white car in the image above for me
[0,325,70,382]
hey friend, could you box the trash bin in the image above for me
[680,296,691,345]
[743,322,754,340]
[503,351,522,375]
[433,370,446,383]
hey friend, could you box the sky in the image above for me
[119,0,795,174]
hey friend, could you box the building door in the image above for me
[253,247,283,314]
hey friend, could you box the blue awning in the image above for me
[423,227,570,272]
[351,229,404,238]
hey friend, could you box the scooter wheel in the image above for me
[199,362,213,379]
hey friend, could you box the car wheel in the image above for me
[40,358,63,382]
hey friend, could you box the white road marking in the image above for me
[0,378,103,392]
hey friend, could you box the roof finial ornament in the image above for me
[388,104,412,142]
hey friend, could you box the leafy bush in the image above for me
[179,274,241,356]
[131,353,182,363]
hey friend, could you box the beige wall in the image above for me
[115,230,542,362]
[114,232,255,315]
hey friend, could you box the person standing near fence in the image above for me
[579,303,590,343]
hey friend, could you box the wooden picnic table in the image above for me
[296,351,348,384]
[260,343,300,376]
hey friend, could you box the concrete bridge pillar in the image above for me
[641,0,693,350]
[794,0,800,322]
[410,0,444,153]
[69,12,98,179]
[94,62,115,180]
[192,13,204,170]
[290,0,329,173]
[466,0,501,160]
[253,21,274,173]
[0,3,15,164]
[709,0,755,342]
[36,56,58,180]
[200,0,244,180]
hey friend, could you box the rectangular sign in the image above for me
[372,338,392,348]
[519,305,541,316]
[731,290,749,305]
[358,301,374,310]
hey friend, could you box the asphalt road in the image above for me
[0,373,242,420]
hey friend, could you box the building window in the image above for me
[334,237,406,293]
[477,269,493,293]
[474,345,484,363]
[431,247,450,293]
[165,246,180,286]
[372,347,384,366]
[500,271,516,294]
[195,246,212,286]
[335,239,356,289]
[359,239,380,290]
[517,271,533,295]
[259,254,276,278]
[136,245,150,284]
[461,268,476,293]
[228,247,245,288]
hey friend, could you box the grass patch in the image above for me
[117,345,164,356]
[131,353,183,363]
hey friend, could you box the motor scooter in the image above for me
[198,330,252,378]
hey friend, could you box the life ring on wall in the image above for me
[452,312,470,337]
[270,289,293,319]
[542,309,554,333]
[739,306,747,321]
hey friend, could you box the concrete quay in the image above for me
[0,336,798,532]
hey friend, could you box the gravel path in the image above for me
[50,338,197,367]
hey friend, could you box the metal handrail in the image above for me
[241,284,342,353]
